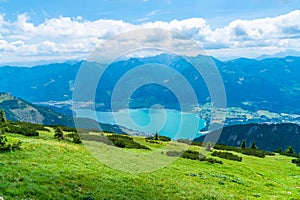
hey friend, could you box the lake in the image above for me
[75,109,205,139]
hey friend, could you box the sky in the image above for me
[1,0,300,64]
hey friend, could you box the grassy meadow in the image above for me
[0,128,300,199]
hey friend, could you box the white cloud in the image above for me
[0,10,300,64]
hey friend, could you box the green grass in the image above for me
[0,129,300,199]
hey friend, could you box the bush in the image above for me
[54,127,64,140]
[211,151,242,162]
[166,150,222,164]
[146,133,171,142]
[0,134,21,152]
[65,132,82,144]
[292,159,300,167]
[0,121,39,136]
[107,134,150,150]
[213,143,275,158]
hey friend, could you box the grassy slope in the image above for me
[0,129,300,200]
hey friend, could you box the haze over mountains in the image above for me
[0,54,299,116]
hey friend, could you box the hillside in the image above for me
[0,93,125,134]
[195,123,300,153]
[0,125,299,199]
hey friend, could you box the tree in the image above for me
[278,147,283,153]
[0,110,6,123]
[286,146,295,154]
[54,127,64,140]
[154,132,159,140]
[250,141,257,149]
[241,140,246,149]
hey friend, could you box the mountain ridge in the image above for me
[0,92,125,133]
[0,54,299,115]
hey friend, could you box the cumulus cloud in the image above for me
[0,10,300,64]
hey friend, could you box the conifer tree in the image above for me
[286,146,295,154]
[0,110,6,123]
[154,132,159,140]
[241,140,246,149]
[250,141,257,149]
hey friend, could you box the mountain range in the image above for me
[0,54,299,115]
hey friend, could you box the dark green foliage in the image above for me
[286,146,295,154]
[54,127,64,140]
[72,135,82,144]
[65,132,82,144]
[154,132,159,140]
[292,158,300,167]
[9,121,49,132]
[0,129,21,152]
[205,158,223,164]
[166,150,223,164]
[274,148,283,153]
[241,140,246,149]
[147,133,171,142]
[194,123,300,153]
[157,135,171,141]
[0,133,8,151]
[250,141,257,149]
[81,195,94,200]
[145,139,160,144]
[0,110,6,122]
[1,122,39,136]
[212,143,275,158]
[107,134,150,150]
[59,126,78,133]
[211,151,242,162]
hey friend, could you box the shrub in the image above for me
[54,127,64,140]
[65,132,82,144]
[286,146,295,155]
[73,135,82,144]
[292,159,300,167]
[107,134,150,150]
[213,143,275,158]
[0,134,21,152]
[166,150,222,164]
[211,151,242,162]
[146,133,171,142]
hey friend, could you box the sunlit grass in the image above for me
[0,129,299,199]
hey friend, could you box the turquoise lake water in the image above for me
[75,109,205,139]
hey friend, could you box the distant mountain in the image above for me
[0,93,125,133]
[194,123,300,153]
[257,50,300,60]
[0,54,299,114]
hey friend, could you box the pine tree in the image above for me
[154,132,159,140]
[286,146,295,154]
[54,127,64,140]
[0,110,6,123]
[250,141,257,149]
[241,140,246,149]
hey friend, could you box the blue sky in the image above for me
[1,0,300,64]
[2,0,299,27]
